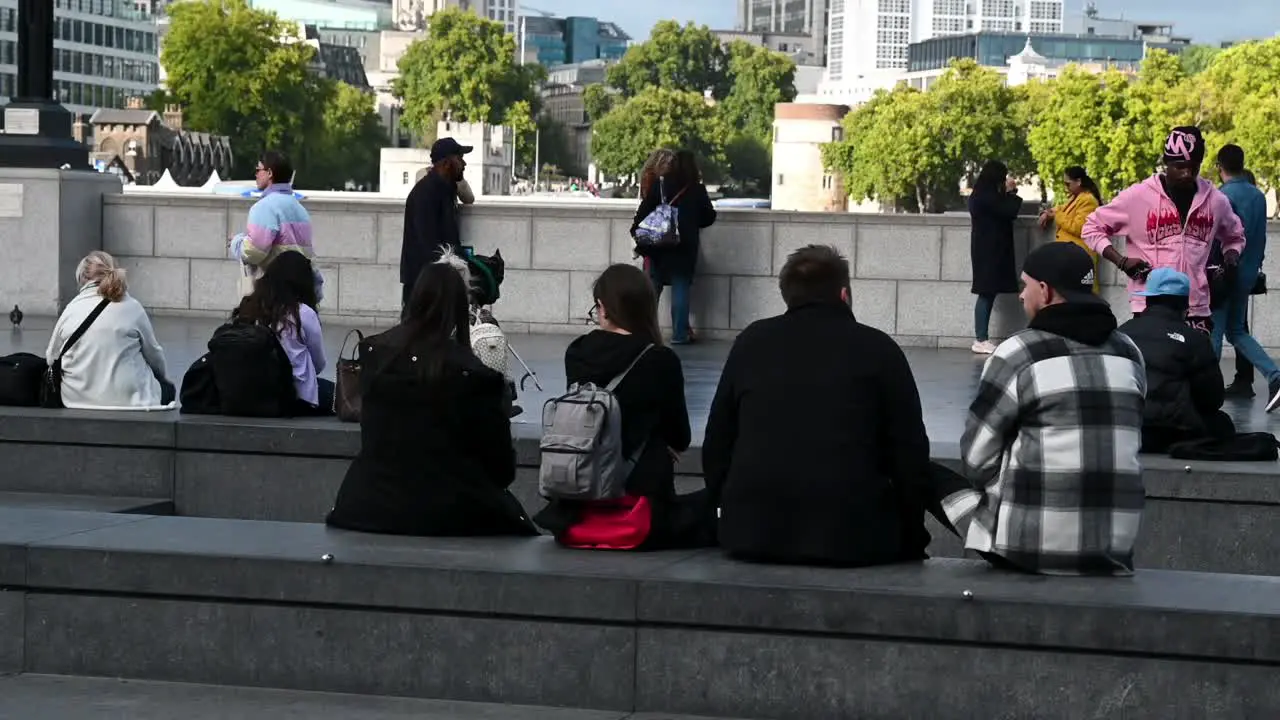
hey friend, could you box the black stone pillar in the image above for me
[15,0,55,101]
[0,0,89,169]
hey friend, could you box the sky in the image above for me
[522,0,1277,46]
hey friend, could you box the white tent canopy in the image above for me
[200,169,223,189]
[152,169,179,190]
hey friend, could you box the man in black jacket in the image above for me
[401,137,473,306]
[1119,267,1234,453]
[702,245,934,566]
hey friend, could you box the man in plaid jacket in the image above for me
[942,243,1147,575]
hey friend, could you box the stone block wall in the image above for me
[101,193,1280,349]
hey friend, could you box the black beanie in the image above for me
[1164,126,1205,167]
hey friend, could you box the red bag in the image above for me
[560,495,653,550]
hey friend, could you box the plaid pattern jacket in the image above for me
[943,325,1147,575]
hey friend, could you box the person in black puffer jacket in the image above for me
[1118,267,1234,453]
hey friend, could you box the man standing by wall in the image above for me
[1211,145,1278,409]
[400,137,474,306]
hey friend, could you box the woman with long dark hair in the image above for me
[968,160,1023,354]
[1039,166,1103,293]
[631,149,717,344]
[535,264,713,550]
[326,263,536,536]
[234,250,331,415]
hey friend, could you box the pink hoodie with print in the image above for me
[1083,175,1245,317]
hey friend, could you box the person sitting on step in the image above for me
[1119,268,1234,453]
[326,263,537,537]
[46,251,175,410]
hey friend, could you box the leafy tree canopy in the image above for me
[394,8,536,134]
[591,87,723,179]
[161,0,321,176]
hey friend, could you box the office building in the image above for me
[248,0,392,31]
[738,0,828,63]
[394,0,519,35]
[1,0,160,118]
[819,0,1065,103]
[521,15,629,67]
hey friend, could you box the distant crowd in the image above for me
[3,124,1274,577]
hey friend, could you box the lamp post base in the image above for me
[0,100,89,170]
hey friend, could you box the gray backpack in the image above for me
[538,345,653,501]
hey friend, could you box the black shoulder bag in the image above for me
[41,298,111,409]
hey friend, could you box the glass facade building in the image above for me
[908,32,1145,73]
[523,15,629,68]
[1,0,160,114]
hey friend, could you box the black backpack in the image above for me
[0,353,48,407]
[204,320,297,417]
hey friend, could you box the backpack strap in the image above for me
[606,344,653,392]
[668,184,690,205]
[57,298,111,361]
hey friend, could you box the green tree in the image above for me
[304,81,388,190]
[582,84,618,122]
[161,0,322,176]
[1106,51,1191,191]
[1195,38,1280,190]
[1180,44,1222,76]
[718,40,797,141]
[591,87,723,179]
[394,8,534,135]
[928,59,1026,184]
[824,60,1027,212]
[1025,67,1122,199]
[504,99,536,176]
[722,133,772,194]
[823,87,953,211]
[605,21,727,99]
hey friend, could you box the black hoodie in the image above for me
[559,330,691,496]
[535,330,697,544]
[1026,301,1118,347]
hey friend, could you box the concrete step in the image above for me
[0,491,172,515]
[0,675,753,720]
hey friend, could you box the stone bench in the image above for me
[0,509,1277,718]
[0,408,1278,575]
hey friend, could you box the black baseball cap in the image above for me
[430,137,473,163]
[1022,242,1105,304]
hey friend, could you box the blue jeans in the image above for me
[651,271,692,343]
[1211,268,1280,384]
[974,294,996,342]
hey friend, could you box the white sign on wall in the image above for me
[3,108,39,136]
[0,184,23,218]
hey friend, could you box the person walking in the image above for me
[1039,166,1103,293]
[631,150,716,345]
[401,137,474,307]
[968,160,1023,354]
[228,151,322,300]
[1209,145,1280,408]
[1082,126,1245,336]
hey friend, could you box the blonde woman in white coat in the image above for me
[46,251,175,410]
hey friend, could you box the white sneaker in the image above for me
[971,340,997,355]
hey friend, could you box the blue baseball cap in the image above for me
[1133,267,1191,298]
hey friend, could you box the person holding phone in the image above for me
[1082,126,1245,335]
[967,160,1023,355]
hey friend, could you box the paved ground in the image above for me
[0,675,748,720]
[5,316,1279,439]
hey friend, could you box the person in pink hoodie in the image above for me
[1083,126,1245,334]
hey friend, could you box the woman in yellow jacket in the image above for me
[1039,166,1103,293]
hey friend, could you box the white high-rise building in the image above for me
[396,0,520,35]
[738,0,829,64]
[821,0,1064,104]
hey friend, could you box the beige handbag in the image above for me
[239,261,256,297]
